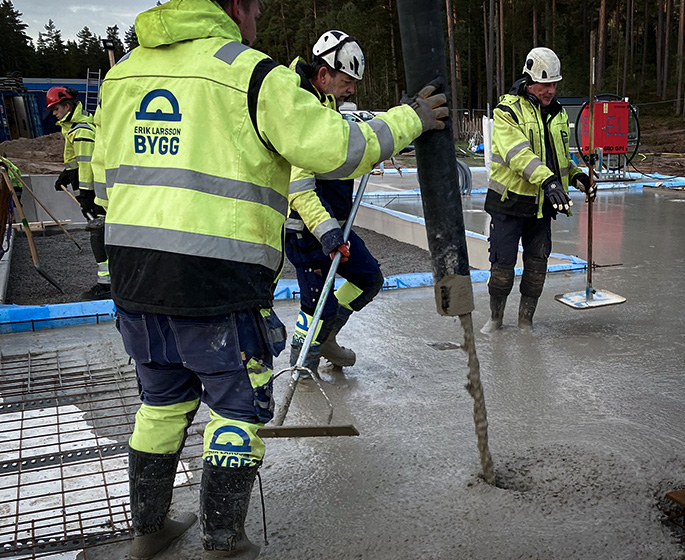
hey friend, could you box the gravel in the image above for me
[5,227,433,306]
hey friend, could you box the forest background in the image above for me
[1,0,685,132]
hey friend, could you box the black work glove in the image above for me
[542,176,572,213]
[76,189,96,218]
[55,168,79,191]
[402,83,449,132]
[573,172,596,201]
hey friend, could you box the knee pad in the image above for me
[129,399,200,455]
[292,310,323,345]
[202,409,265,468]
[487,265,515,298]
[520,257,548,298]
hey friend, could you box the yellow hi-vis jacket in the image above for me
[57,102,95,191]
[91,0,422,316]
[486,81,582,218]
[285,57,346,253]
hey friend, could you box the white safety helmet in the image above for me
[522,47,562,83]
[312,30,365,80]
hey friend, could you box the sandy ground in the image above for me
[4,227,433,305]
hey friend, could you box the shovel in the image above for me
[1,169,64,293]
[555,31,625,310]
[268,173,372,436]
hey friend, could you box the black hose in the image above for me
[396,0,474,317]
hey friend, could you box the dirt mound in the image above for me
[0,133,64,174]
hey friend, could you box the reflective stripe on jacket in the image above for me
[91,0,422,316]
[487,84,581,218]
[57,102,95,191]
[286,58,348,254]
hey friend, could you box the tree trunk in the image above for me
[663,0,673,98]
[533,6,538,47]
[623,0,632,96]
[498,0,505,96]
[488,0,495,112]
[657,0,664,94]
[641,0,649,87]
[597,0,607,86]
[552,0,557,50]
[678,0,685,114]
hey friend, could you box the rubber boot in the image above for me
[480,296,507,334]
[128,447,197,560]
[200,461,260,559]
[518,295,539,331]
[289,342,322,379]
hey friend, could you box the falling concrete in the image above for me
[3,186,685,559]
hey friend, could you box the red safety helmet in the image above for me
[46,86,77,109]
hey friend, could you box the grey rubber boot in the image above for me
[480,296,507,334]
[320,333,356,366]
[518,295,539,331]
[320,306,356,366]
[200,461,261,559]
[128,447,197,560]
[289,341,322,379]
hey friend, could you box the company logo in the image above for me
[135,89,181,122]
[134,89,182,155]
[208,425,252,454]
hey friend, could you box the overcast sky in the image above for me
[12,1,157,43]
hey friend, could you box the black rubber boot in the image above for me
[480,296,507,334]
[518,257,547,331]
[200,461,261,559]
[289,341,322,379]
[319,306,355,367]
[128,447,197,560]
[518,295,539,331]
[481,265,514,334]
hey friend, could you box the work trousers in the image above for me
[487,209,552,298]
[117,307,283,468]
[285,228,383,339]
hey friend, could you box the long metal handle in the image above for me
[272,173,371,426]
[294,172,371,368]
[586,31,596,302]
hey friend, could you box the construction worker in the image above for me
[0,156,22,202]
[285,31,381,377]
[481,47,596,333]
[47,86,110,300]
[90,0,446,558]
[0,157,22,261]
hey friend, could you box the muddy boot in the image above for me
[480,296,507,334]
[319,306,355,366]
[320,333,356,367]
[200,462,261,559]
[128,448,196,560]
[289,342,321,379]
[518,295,539,331]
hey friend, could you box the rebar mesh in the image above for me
[0,345,202,559]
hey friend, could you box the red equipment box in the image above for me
[580,101,629,154]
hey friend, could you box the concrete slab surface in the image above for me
[2,187,685,559]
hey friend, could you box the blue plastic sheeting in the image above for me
[0,300,116,334]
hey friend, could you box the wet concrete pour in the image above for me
[4,187,685,559]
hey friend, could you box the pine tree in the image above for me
[36,19,66,76]
[0,0,36,75]
[124,24,139,52]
